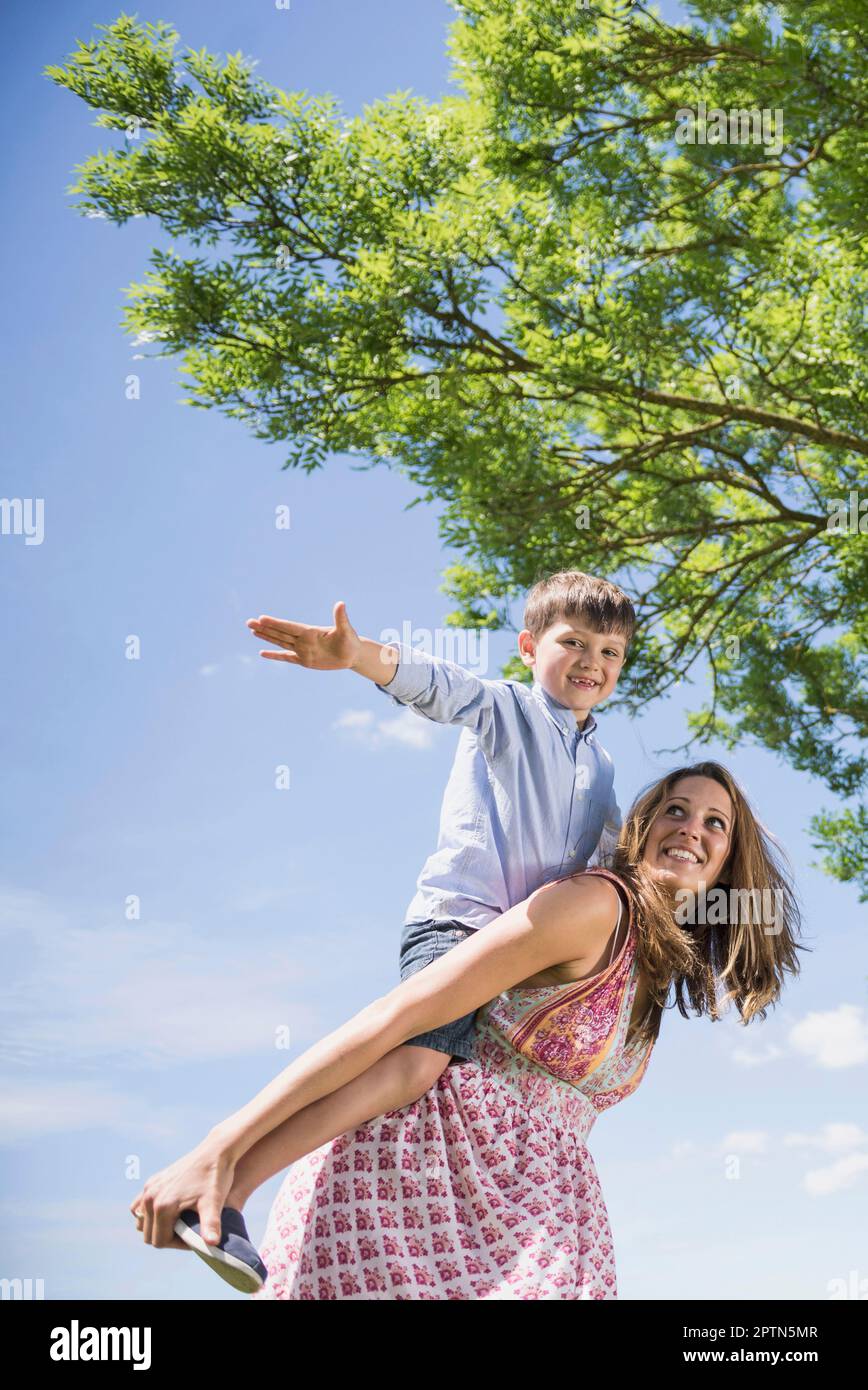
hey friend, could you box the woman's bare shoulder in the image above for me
[531,870,624,919]
[522,872,623,965]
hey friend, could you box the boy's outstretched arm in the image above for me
[247,601,400,687]
[248,600,502,733]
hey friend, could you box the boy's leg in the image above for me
[227,919,477,1211]
[226,1043,449,1210]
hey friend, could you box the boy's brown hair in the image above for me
[523,570,636,650]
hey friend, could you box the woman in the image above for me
[132,762,804,1299]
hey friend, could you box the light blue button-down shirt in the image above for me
[375,643,621,930]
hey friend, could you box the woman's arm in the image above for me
[210,874,618,1162]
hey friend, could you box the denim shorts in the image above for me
[398,918,479,1064]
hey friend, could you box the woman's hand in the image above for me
[129,1134,236,1250]
[247,601,361,670]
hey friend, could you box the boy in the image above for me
[172,570,634,1289]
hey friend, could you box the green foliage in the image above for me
[47,3,868,894]
[811,805,868,901]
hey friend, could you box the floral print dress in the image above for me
[251,869,655,1300]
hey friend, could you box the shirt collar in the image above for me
[532,679,597,740]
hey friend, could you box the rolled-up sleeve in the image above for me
[375,641,497,734]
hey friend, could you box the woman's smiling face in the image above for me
[643,774,734,894]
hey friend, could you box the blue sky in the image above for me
[2,0,866,1302]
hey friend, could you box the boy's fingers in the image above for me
[258,632,298,650]
[260,651,302,663]
[248,615,308,637]
[254,639,297,656]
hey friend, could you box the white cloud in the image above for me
[0,1080,184,1147]
[783,1123,868,1155]
[787,1005,868,1069]
[334,709,374,730]
[0,886,322,1108]
[378,713,438,749]
[199,663,219,676]
[333,706,437,750]
[720,1130,769,1155]
[802,1152,868,1197]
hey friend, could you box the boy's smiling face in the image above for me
[518,618,627,725]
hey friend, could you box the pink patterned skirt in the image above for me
[250,1028,616,1300]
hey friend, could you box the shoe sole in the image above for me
[174,1217,264,1294]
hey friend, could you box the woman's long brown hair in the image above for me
[600,761,807,1050]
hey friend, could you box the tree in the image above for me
[47,2,868,895]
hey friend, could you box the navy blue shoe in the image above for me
[175,1206,268,1294]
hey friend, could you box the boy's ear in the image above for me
[517,629,536,667]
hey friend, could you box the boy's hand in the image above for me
[247,601,362,670]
